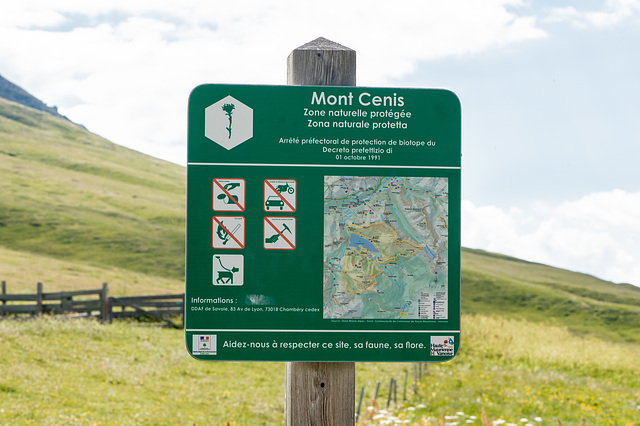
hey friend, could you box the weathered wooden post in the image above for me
[36,282,43,317]
[285,37,356,426]
[1,281,6,315]
[100,282,109,322]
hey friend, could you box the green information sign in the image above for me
[186,84,461,362]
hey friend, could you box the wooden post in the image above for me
[285,37,356,426]
[36,282,43,317]
[287,37,356,86]
[100,282,109,322]
[180,293,186,329]
[1,281,6,316]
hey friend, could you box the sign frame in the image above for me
[186,84,461,362]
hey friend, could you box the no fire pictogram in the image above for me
[264,179,296,212]
[212,216,245,249]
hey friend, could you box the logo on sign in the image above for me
[430,336,455,357]
[204,95,253,150]
[192,334,217,355]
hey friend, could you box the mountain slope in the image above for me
[0,97,185,280]
[462,248,640,343]
[0,73,71,122]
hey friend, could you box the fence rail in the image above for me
[0,281,184,328]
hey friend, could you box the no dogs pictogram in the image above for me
[213,255,244,286]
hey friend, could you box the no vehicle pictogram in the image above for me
[264,179,296,212]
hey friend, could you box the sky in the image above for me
[1,0,639,287]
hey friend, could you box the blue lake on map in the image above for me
[348,233,381,256]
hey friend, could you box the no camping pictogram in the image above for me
[264,179,296,212]
[264,217,296,250]
[213,178,245,212]
[212,216,245,249]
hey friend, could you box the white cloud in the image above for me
[546,0,640,28]
[463,190,640,287]
[0,1,546,164]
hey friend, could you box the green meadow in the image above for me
[1,97,639,424]
[1,314,638,425]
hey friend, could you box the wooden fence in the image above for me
[0,281,184,328]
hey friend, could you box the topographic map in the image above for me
[323,176,449,320]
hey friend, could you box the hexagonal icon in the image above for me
[204,95,253,150]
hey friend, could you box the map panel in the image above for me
[323,176,449,320]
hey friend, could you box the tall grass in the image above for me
[1,314,638,425]
[357,314,640,424]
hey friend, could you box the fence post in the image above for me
[36,282,43,317]
[100,282,109,322]
[181,293,185,329]
[356,385,365,424]
[1,281,6,316]
[403,369,408,401]
[284,37,356,426]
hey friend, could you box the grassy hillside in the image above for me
[0,245,183,296]
[462,248,640,344]
[0,97,185,283]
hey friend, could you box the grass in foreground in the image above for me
[1,314,638,425]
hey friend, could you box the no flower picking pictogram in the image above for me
[212,178,245,212]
